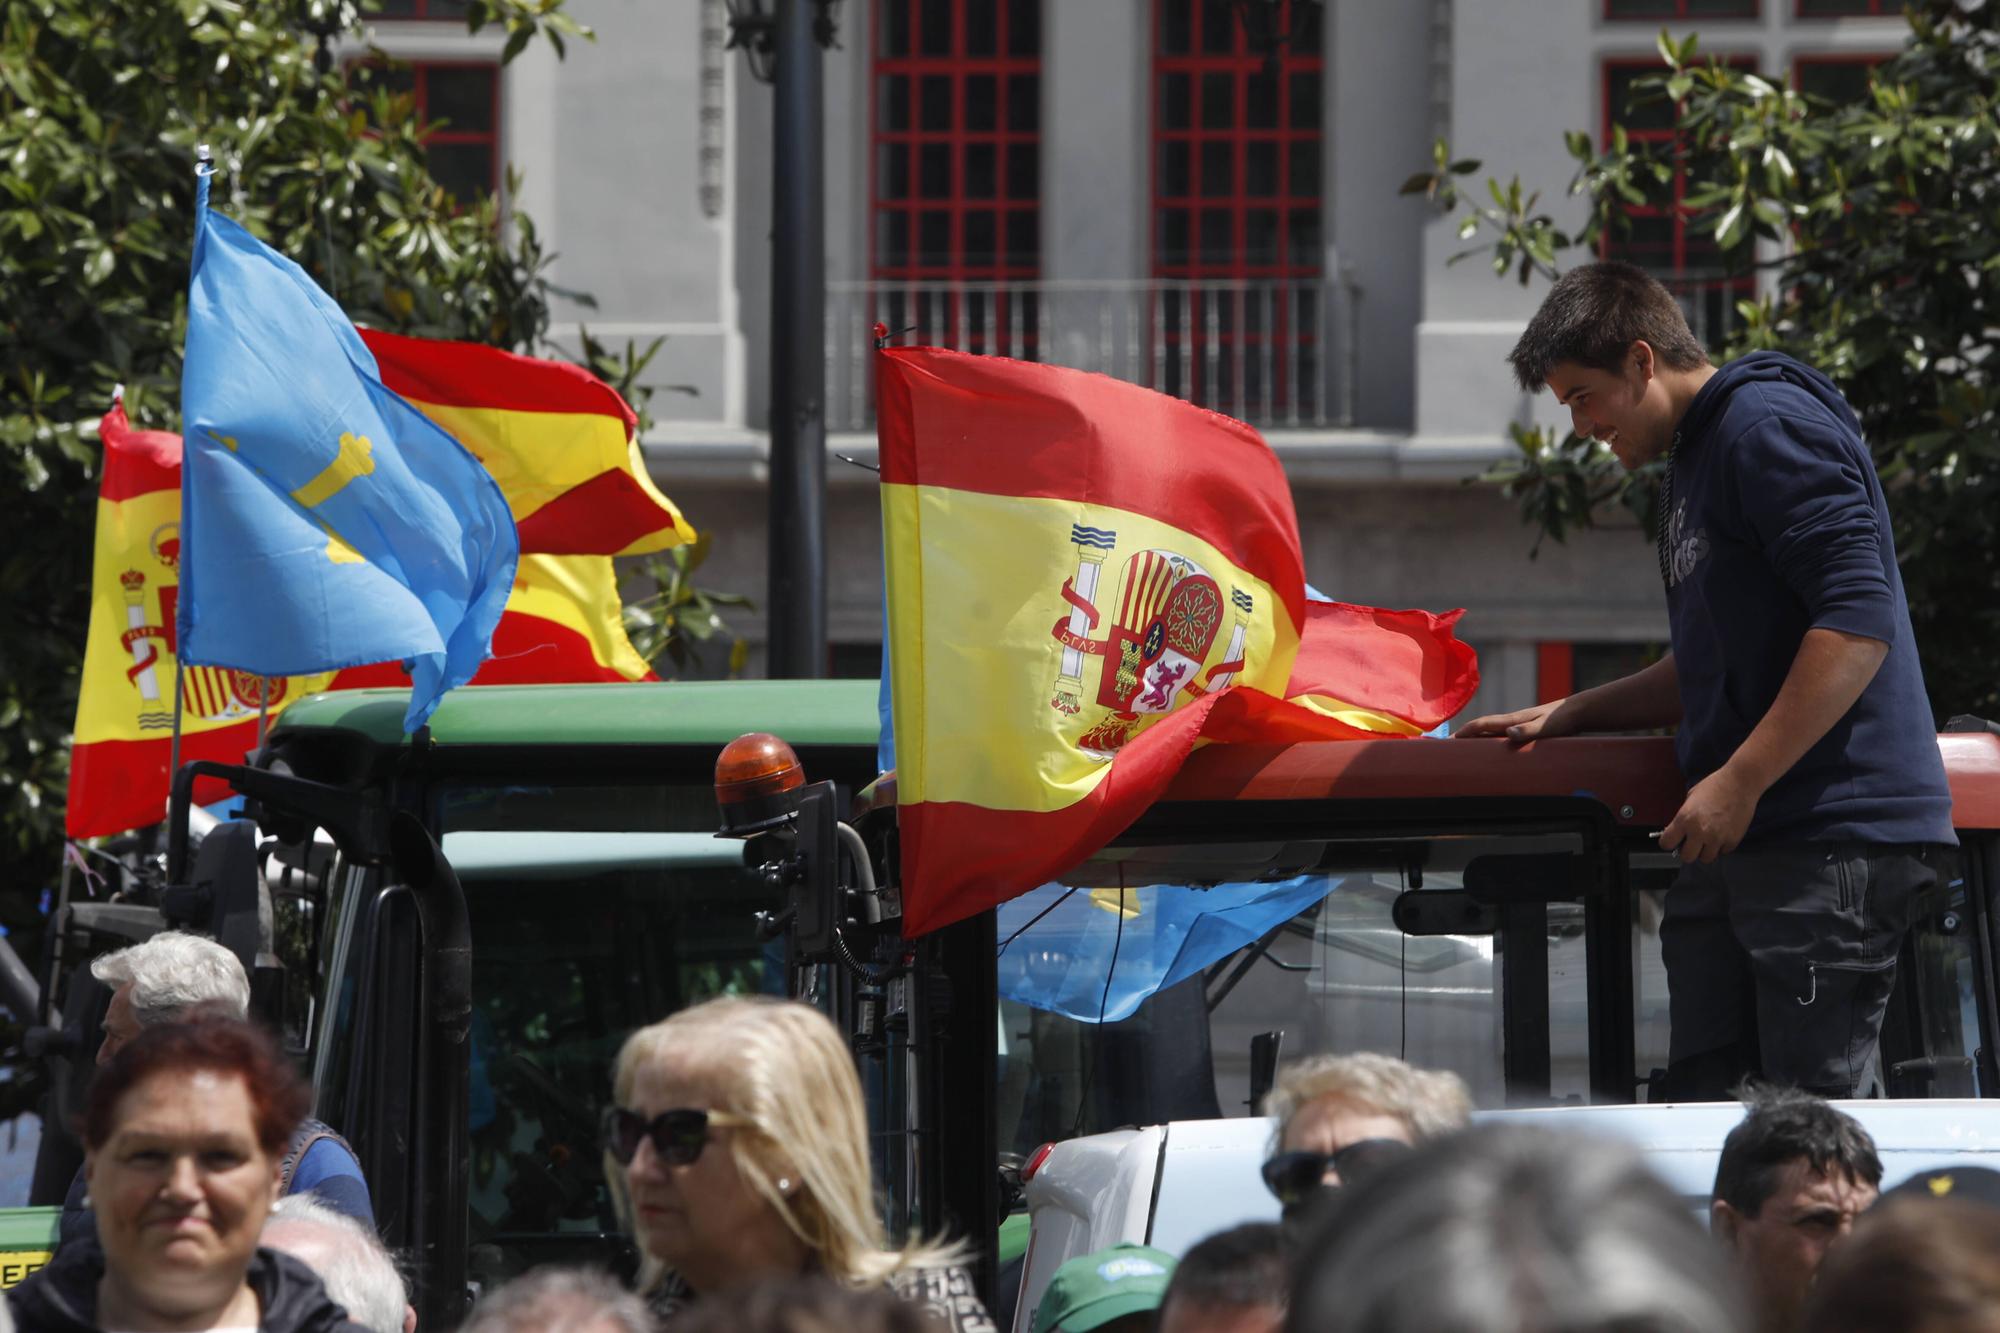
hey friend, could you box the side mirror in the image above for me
[1248,1029,1285,1112]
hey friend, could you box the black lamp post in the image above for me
[296,0,354,76]
[725,0,843,679]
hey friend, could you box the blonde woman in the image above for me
[604,996,995,1331]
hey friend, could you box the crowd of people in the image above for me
[6,927,1998,1333]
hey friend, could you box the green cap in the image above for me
[1031,1242,1177,1333]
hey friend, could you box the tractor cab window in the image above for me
[997,816,1993,1152]
[439,783,785,1288]
[996,824,1628,1153]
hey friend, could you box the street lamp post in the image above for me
[728,0,838,679]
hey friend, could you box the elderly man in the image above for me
[1258,1052,1470,1218]
[262,1195,413,1333]
[60,931,375,1247]
[1711,1086,1882,1333]
[459,1268,654,1333]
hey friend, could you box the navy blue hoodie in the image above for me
[1664,350,1953,846]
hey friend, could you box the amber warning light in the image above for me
[715,732,808,838]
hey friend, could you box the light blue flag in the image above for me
[177,165,518,734]
[876,583,896,775]
[996,874,1345,1023]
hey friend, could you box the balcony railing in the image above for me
[826,277,1357,431]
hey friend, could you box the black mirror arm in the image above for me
[167,761,392,882]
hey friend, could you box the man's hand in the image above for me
[1659,766,1758,863]
[1456,698,1582,745]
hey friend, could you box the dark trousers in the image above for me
[1654,842,1938,1101]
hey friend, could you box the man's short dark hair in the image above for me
[1712,1085,1883,1218]
[1163,1222,1289,1314]
[1507,260,1711,391]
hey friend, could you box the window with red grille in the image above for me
[1152,0,1323,417]
[349,60,501,205]
[1600,57,1756,349]
[1796,0,1896,14]
[871,0,1041,354]
[1603,0,1756,18]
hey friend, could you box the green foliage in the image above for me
[623,533,754,680]
[1403,1,2000,719]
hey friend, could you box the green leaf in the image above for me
[1714,199,1746,249]
[82,245,115,286]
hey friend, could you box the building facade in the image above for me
[363,0,1909,713]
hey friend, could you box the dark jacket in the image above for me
[1665,350,1954,846]
[7,1236,369,1332]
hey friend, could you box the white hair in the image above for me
[1262,1051,1473,1143]
[262,1193,408,1333]
[460,1267,653,1333]
[91,930,250,1024]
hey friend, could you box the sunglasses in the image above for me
[600,1105,749,1167]
[1260,1138,1414,1205]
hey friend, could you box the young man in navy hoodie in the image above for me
[1460,261,1955,1101]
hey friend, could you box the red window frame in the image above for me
[1602,0,1757,18]
[869,0,1040,283]
[1151,0,1323,416]
[1600,56,1756,343]
[349,58,502,204]
[1794,0,1897,15]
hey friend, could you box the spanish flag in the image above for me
[360,329,695,557]
[66,407,657,840]
[66,404,338,839]
[879,347,1478,935]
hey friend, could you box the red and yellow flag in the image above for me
[360,328,696,557]
[67,406,658,840]
[878,348,1478,935]
[330,553,653,689]
[67,405,338,839]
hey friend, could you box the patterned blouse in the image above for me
[650,1264,999,1332]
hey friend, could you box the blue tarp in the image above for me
[996,874,1343,1023]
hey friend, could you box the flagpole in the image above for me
[169,145,211,814]
[167,656,186,798]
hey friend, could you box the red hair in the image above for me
[83,1006,309,1153]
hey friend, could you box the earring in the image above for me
[777,1177,793,1193]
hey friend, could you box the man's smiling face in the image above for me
[1544,347,1671,470]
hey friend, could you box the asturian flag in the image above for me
[878,347,1478,936]
[177,165,518,734]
